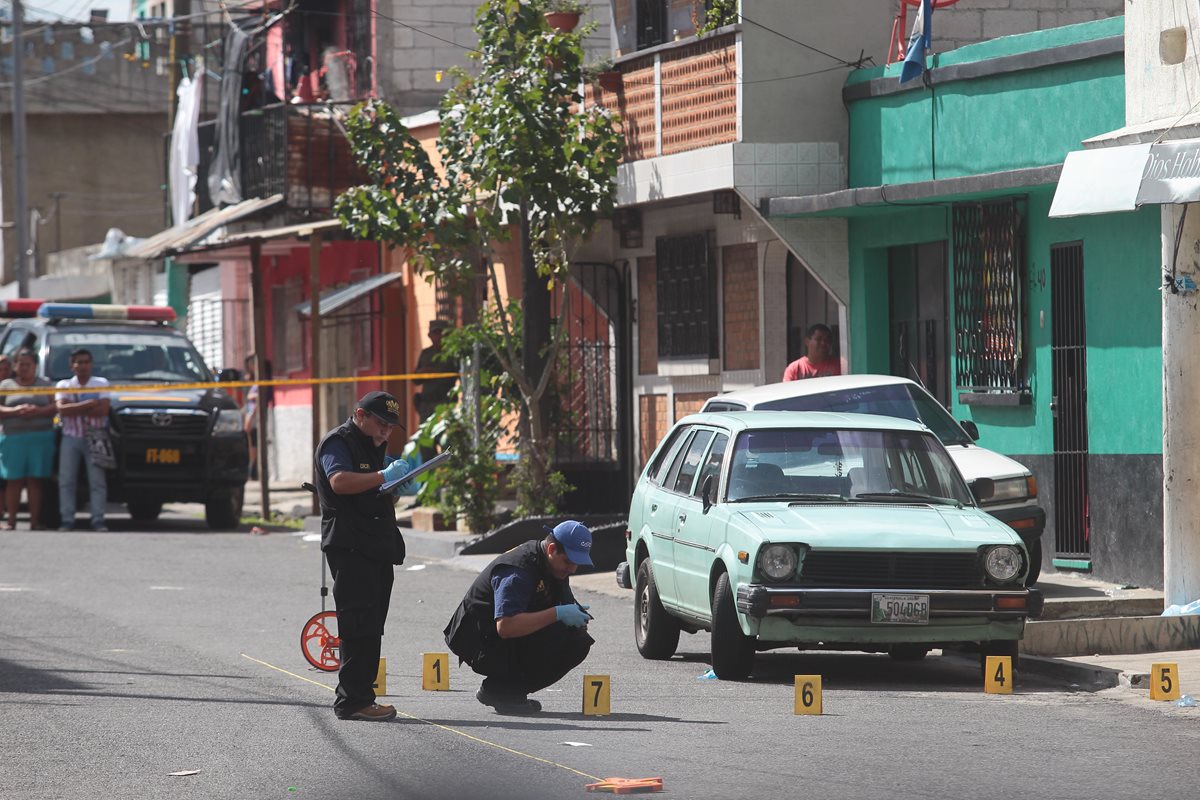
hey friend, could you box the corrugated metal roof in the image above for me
[122,195,284,260]
[295,272,403,318]
[182,218,344,254]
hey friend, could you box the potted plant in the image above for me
[585,58,621,92]
[544,0,586,32]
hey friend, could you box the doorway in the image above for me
[1050,242,1090,562]
[888,242,949,405]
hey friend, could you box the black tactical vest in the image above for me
[314,417,403,564]
[442,540,573,662]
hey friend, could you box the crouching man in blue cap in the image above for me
[443,520,595,714]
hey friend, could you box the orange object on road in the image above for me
[584,777,664,794]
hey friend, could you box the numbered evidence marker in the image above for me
[984,656,1014,694]
[582,675,611,716]
[794,675,822,715]
[1150,662,1181,701]
[422,652,450,691]
[373,658,387,696]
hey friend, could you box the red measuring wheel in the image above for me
[301,610,341,672]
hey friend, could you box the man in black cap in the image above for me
[314,391,410,722]
[443,520,595,714]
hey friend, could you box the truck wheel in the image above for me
[127,500,163,522]
[710,572,755,680]
[1025,538,1042,586]
[205,487,244,530]
[634,560,680,660]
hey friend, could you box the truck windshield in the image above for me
[47,332,213,384]
[756,383,971,446]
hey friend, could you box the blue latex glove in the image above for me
[384,454,399,466]
[555,603,591,627]
[380,459,409,486]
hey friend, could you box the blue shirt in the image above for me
[319,438,356,479]
[492,565,537,620]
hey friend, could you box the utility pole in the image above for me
[169,0,192,128]
[12,0,30,296]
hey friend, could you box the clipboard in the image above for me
[381,450,453,492]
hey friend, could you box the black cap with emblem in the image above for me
[357,390,403,427]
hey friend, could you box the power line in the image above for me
[737,13,863,68]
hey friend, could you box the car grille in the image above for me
[798,551,984,589]
[115,412,210,437]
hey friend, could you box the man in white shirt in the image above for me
[56,349,111,531]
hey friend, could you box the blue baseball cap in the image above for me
[546,520,594,566]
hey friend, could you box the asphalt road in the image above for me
[3,512,1199,800]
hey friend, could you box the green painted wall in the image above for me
[848,19,1125,188]
[846,191,1162,458]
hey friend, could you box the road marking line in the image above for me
[240,653,602,782]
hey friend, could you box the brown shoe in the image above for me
[340,703,397,722]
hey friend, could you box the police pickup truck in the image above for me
[0,303,249,528]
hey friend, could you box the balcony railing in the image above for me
[586,30,739,162]
[187,102,365,219]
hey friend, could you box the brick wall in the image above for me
[722,243,760,371]
[674,391,714,420]
[638,256,658,375]
[933,0,1125,53]
[639,394,669,469]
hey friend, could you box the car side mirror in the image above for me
[970,477,995,503]
[701,474,715,513]
[217,368,242,383]
[960,420,981,442]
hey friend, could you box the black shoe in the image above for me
[476,687,542,715]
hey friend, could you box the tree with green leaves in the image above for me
[336,0,622,517]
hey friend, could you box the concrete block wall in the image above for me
[638,393,669,469]
[380,0,613,116]
[932,0,1125,53]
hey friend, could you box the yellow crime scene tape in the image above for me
[0,372,460,397]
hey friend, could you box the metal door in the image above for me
[1050,242,1090,560]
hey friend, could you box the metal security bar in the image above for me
[1051,242,1090,559]
[656,232,717,360]
[953,199,1026,393]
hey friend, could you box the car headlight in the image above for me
[211,409,243,435]
[983,545,1024,583]
[985,476,1037,503]
[758,544,799,582]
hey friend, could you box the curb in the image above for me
[1017,655,1123,690]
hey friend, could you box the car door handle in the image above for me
[651,503,658,512]
[678,513,687,523]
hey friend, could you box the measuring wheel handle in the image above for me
[301,610,341,672]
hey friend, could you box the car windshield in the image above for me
[727,427,973,506]
[756,383,972,445]
[47,331,213,384]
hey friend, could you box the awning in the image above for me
[178,218,345,255]
[122,194,284,260]
[295,272,403,318]
[1049,137,1200,217]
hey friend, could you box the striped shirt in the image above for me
[55,376,110,438]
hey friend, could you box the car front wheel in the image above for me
[634,560,680,660]
[710,572,755,680]
[205,487,244,530]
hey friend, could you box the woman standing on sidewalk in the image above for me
[0,349,58,530]
[0,354,13,527]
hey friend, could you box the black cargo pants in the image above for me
[326,547,394,717]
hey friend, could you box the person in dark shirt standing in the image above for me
[313,391,411,722]
[443,521,595,714]
[413,319,457,422]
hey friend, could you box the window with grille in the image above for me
[637,0,667,49]
[656,232,718,360]
[952,199,1026,394]
[434,276,459,325]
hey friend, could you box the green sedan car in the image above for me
[619,411,1043,680]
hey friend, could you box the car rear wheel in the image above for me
[205,487,244,530]
[127,500,163,522]
[710,572,755,680]
[634,560,680,660]
[1025,538,1042,586]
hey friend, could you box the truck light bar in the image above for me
[37,303,177,322]
[0,299,46,318]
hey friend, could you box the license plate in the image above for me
[144,448,182,465]
[871,593,930,625]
